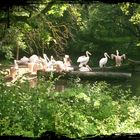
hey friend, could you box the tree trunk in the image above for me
[16,45,19,60]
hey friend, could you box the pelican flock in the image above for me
[7,49,127,82]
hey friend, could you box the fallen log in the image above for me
[67,71,132,80]
[91,65,132,72]
[73,64,135,72]
[128,58,140,64]
[37,70,132,81]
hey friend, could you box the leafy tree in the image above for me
[68,3,140,63]
[0,1,78,60]
[120,2,140,47]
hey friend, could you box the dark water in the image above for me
[127,72,140,96]
[55,72,140,96]
[103,72,140,96]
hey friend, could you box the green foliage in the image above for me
[0,73,140,138]
[0,26,28,59]
[48,4,68,17]
[120,3,140,24]
[0,2,140,60]
[120,3,140,49]
[68,3,140,59]
[0,2,74,58]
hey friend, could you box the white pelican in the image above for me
[79,65,92,72]
[63,55,74,71]
[29,54,39,63]
[64,55,72,67]
[39,54,49,72]
[47,56,66,72]
[43,54,50,62]
[55,61,65,72]
[99,52,110,68]
[111,50,126,67]
[28,55,41,74]
[46,56,56,72]
[14,60,19,70]
[17,56,29,65]
[77,51,91,67]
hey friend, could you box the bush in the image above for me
[0,73,140,138]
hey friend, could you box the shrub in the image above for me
[0,73,140,138]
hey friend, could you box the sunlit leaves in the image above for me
[120,3,140,25]
[75,92,91,103]
[48,4,68,17]
[130,13,140,24]
[94,100,100,108]
[120,2,130,15]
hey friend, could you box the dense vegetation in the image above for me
[0,1,140,64]
[0,73,140,138]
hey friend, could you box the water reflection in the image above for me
[127,72,140,96]
[55,72,140,96]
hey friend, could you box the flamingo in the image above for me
[99,52,110,68]
[111,50,126,67]
[77,51,91,67]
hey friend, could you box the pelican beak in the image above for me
[88,52,92,55]
[107,54,110,58]
[86,65,92,71]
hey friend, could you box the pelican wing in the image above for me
[121,54,126,59]
[19,56,29,64]
[99,58,107,68]
[29,55,39,63]
[77,56,89,63]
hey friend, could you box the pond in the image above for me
[127,72,140,96]
[104,72,140,96]
[55,72,140,96]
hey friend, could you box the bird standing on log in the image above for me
[77,51,91,67]
[63,55,74,71]
[99,52,110,68]
[111,50,126,67]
